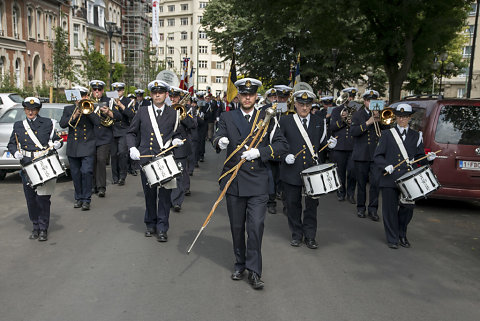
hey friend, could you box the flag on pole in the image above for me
[179,58,190,90]
[294,53,301,86]
[152,1,160,46]
[288,63,294,88]
[226,53,238,110]
[188,63,195,95]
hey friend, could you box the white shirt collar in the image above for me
[241,108,254,118]
[397,124,409,133]
[153,104,165,114]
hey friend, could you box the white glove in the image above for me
[218,137,229,150]
[241,148,260,161]
[327,136,337,149]
[426,152,437,161]
[14,151,23,160]
[53,140,62,150]
[129,147,140,161]
[385,165,394,174]
[216,117,220,122]
[172,138,184,146]
[285,154,295,164]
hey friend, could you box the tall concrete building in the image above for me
[153,0,230,96]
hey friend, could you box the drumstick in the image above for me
[32,146,53,161]
[14,133,20,150]
[156,139,187,157]
[140,155,154,158]
[294,148,306,158]
[318,136,338,153]
[383,150,441,176]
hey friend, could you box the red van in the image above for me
[390,96,480,201]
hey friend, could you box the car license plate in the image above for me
[459,160,480,170]
[2,151,13,159]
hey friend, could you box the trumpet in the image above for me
[171,92,191,120]
[380,108,396,126]
[68,98,95,128]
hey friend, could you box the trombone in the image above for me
[68,98,95,128]
[171,92,191,121]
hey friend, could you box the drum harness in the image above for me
[390,128,415,205]
[21,119,56,158]
[293,114,327,165]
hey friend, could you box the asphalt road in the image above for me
[1,146,479,321]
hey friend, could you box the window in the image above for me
[198,16,203,23]
[199,75,207,83]
[112,41,116,62]
[159,6,163,13]
[47,15,53,39]
[199,46,208,54]
[181,46,187,54]
[98,6,105,28]
[215,76,222,83]
[180,17,188,25]
[159,47,164,55]
[463,46,472,58]
[168,19,175,26]
[167,33,174,40]
[73,24,80,48]
[457,88,465,98]
[181,31,188,40]
[15,59,21,87]
[199,2,208,9]
[181,3,188,10]
[216,62,223,69]
[27,8,33,37]
[0,3,3,34]
[168,5,175,12]
[100,41,105,55]
[469,3,477,16]
[12,6,19,38]
[159,19,164,27]
[199,60,207,68]
[168,47,175,55]
[159,33,164,41]
[87,1,94,23]
[198,31,207,39]
[435,105,480,145]
[216,90,222,96]
[466,25,475,37]
[36,10,43,38]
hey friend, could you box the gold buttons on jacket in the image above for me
[250,167,254,170]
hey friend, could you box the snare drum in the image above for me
[142,154,182,187]
[300,163,341,198]
[395,165,440,201]
[23,151,65,188]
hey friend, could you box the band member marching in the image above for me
[212,78,288,290]
[127,80,183,242]
[374,103,437,249]
[279,90,337,249]
[8,97,63,241]
[59,86,99,211]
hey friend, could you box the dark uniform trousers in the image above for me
[330,105,356,199]
[59,104,98,203]
[374,127,427,244]
[213,108,288,277]
[279,113,327,241]
[351,108,381,214]
[8,116,62,231]
[111,135,128,181]
[94,143,110,191]
[126,103,181,233]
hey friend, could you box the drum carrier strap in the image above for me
[147,103,172,149]
[293,114,318,162]
[390,128,412,169]
[23,119,46,150]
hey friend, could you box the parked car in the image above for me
[0,93,23,117]
[389,95,480,200]
[0,103,69,180]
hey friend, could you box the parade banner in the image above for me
[152,0,160,46]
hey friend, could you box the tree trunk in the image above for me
[385,35,415,104]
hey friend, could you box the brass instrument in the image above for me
[372,109,382,137]
[284,90,296,115]
[171,92,191,120]
[68,98,95,128]
[380,108,396,126]
[97,98,115,127]
[341,105,356,125]
[336,91,349,106]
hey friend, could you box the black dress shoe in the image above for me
[267,206,277,214]
[231,269,245,280]
[174,205,181,212]
[29,230,40,240]
[131,170,138,176]
[92,187,98,194]
[184,190,191,196]
[98,190,105,197]
[199,157,204,162]
[157,231,168,242]
[112,179,119,185]
[357,211,366,218]
[144,228,156,237]
[305,238,319,249]
[118,179,125,186]
[81,202,90,211]
[347,195,356,204]
[388,243,399,249]
[337,195,345,201]
[290,239,302,247]
[399,237,411,248]
[195,163,199,168]
[368,212,380,222]
[74,200,83,208]
[38,230,48,242]
[248,271,264,290]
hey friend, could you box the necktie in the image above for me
[245,114,251,122]
[401,129,406,141]
[302,118,308,131]
[156,109,162,118]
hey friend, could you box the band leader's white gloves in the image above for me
[218,137,229,150]
[327,136,338,149]
[385,165,394,174]
[14,151,23,160]
[129,147,140,160]
[241,148,260,161]
[53,140,62,150]
[285,154,295,164]
[172,138,184,146]
[426,152,437,161]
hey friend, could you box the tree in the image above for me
[112,63,126,83]
[49,26,77,102]
[140,43,165,87]
[80,45,110,85]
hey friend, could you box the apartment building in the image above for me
[154,0,230,96]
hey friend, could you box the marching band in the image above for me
[10,75,439,290]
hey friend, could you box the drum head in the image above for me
[396,165,428,183]
[301,163,335,175]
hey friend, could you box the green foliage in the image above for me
[112,63,126,83]
[48,27,78,92]
[79,45,110,83]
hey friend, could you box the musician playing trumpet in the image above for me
[8,97,63,241]
[374,103,436,249]
[212,78,288,290]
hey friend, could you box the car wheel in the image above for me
[0,170,6,181]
